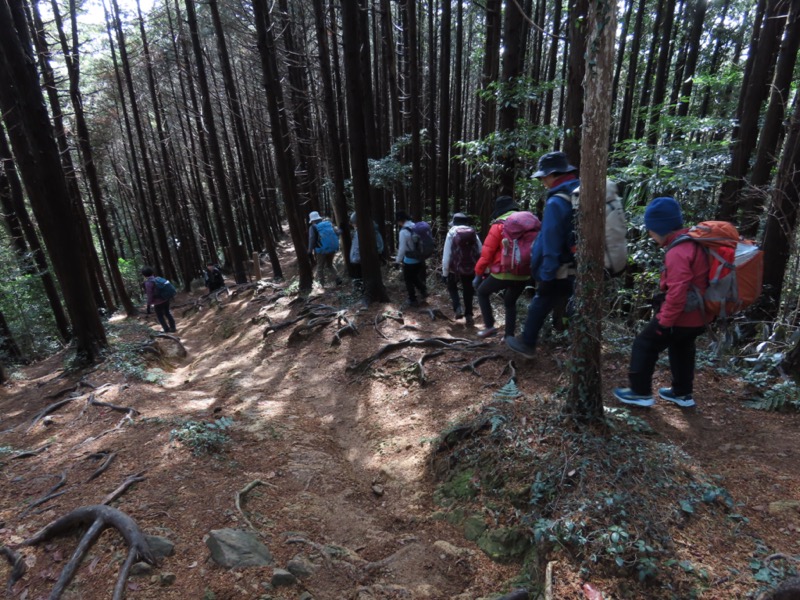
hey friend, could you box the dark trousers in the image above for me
[521,278,574,347]
[446,273,475,316]
[629,318,705,396]
[154,300,176,332]
[476,276,527,337]
[402,262,427,301]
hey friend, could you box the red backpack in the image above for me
[669,221,763,319]
[498,211,541,276]
[449,226,480,275]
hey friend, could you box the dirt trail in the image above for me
[0,270,518,600]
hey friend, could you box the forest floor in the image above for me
[0,243,799,600]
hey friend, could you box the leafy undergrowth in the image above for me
[429,380,788,599]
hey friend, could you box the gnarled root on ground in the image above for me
[5,505,156,600]
[347,337,487,374]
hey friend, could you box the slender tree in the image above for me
[0,0,107,361]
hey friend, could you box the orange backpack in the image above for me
[669,221,763,319]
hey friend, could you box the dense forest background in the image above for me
[0,0,798,371]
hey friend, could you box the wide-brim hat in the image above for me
[308,211,322,223]
[449,212,470,226]
[533,151,578,178]
[490,196,519,220]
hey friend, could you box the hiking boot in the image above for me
[476,326,498,338]
[658,387,696,407]
[505,336,536,359]
[613,388,655,407]
[454,308,464,319]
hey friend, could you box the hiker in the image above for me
[442,213,482,325]
[141,266,177,333]
[473,196,530,339]
[506,151,579,358]
[613,196,710,408]
[349,212,385,282]
[307,211,342,287]
[395,211,428,307]
[204,263,225,293]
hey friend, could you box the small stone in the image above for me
[433,540,473,558]
[286,557,314,579]
[299,593,314,600]
[371,484,385,497]
[270,568,296,587]
[160,572,176,586]
[145,535,175,560]
[206,528,273,568]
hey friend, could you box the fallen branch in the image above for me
[101,473,146,505]
[15,505,157,600]
[89,396,140,418]
[235,479,276,530]
[86,451,117,482]
[347,337,487,374]
[21,471,68,517]
[460,354,505,376]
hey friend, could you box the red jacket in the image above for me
[657,230,711,328]
[474,211,529,281]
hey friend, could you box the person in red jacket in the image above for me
[473,196,529,339]
[614,197,710,408]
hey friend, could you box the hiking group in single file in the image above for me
[141,150,764,409]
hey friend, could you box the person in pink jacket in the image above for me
[614,197,711,408]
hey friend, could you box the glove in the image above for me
[536,279,555,296]
[472,275,484,290]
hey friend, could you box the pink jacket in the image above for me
[657,230,711,328]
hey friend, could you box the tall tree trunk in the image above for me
[739,1,800,236]
[0,0,107,361]
[478,0,502,227]
[208,0,282,280]
[569,0,616,423]
[253,0,314,291]
[437,0,452,227]
[563,0,589,164]
[47,0,136,316]
[450,0,464,211]
[675,0,707,119]
[0,126,70,341]
[405,0,422,218]
[717,0,787,222]
[646,0,676,147]
[497,0,526,196]
[616,0,646,143]
[542,0,562,129]
[341,0,389,304]
[761,95,800,315]
[634,0,664,139]
[184,0,248,283]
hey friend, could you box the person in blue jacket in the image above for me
[506,151,579,359]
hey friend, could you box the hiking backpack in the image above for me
[314,220,340,254]
[668,221,763,319]
[498,211,541,276]
[405,221,435,260]
[153,276,177,300]
[449,226,481,276]
[560,181,628,275]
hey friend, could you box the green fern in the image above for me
[744,381,800,413]
[493,379,521,401]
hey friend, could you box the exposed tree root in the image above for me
[373,312,404,340]
[85,451,117,482]
[331,314,358,346]
[460,354,505,376]
[347,337,487,374]
[154,334,187,358]
[361,542,420,574]
[21,470,68,516]
[27,397,79,432]
[411,350,445,385]
[0,545,25,594]
[11,442,52,460]
[88,395,140,419]
[12,505,157,600]
[420,307,453,322]
[235,479,276,531]
[102,472,146,505]
[502,360,518,383]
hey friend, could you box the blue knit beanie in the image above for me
[644,196,683,235]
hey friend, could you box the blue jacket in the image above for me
[530,178,580,282]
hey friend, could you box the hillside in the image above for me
[1,255,799,600]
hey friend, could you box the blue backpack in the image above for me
[153,277,177,300]
[314,221,339,254]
